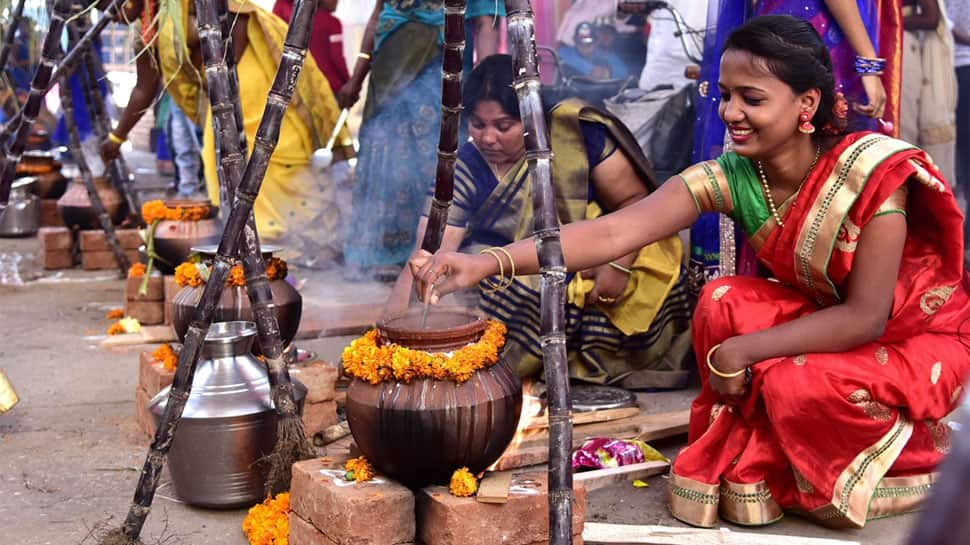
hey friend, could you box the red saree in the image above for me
[672,132,969,528]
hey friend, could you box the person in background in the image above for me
[946,0,970,266]
[559,22,629,80]
[158,92,204,198]
[273,0,350,99]
[463,0,505,73]
[558,0,645,77]
[900,0,957,184]
[638,0,708,91]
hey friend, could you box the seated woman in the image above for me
[411,17,969,528]
[100,0,350,265]
[389,54,692,388]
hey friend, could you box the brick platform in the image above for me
[39,199,62,227]
[39,227,73,270]
[134,351,174,437]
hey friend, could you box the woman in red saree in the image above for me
[410,15,970,529]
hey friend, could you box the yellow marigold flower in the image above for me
[449,467,478,497]
[227,264,246,287]
[174,262,204,288]
[242,492,289,545]
[127,263,147,278]
[105,308,124,319]
[152,343,179,372]
[106,321,126,335]
[344,456,374,482]
[141,200,169,224]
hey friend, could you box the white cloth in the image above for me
[947,0,970,67]
[638,0,708,91]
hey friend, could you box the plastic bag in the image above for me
[572,437,669,470]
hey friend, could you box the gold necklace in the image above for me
[756,145,821,227]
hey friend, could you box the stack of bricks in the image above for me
[291,362,340,440]
[39,198,63,227]
[125,271,165,325]
[79,229,142,271]
[39,227,73,270]
[289,458,586,545]
[134,350,174,437]
[163,275,179,325]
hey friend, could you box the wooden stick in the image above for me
[477,470,514,503]
[573,461,669,492]
[582,523,862,545]
[0,0,27,76]
[522,407,641,431]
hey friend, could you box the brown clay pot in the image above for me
[151,200,222,274]
[31,170,68,199]
[15,151,58,177]
[56,176,124,229]
[345,308,522,488]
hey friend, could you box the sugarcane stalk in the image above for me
[421,0,465,253]
[0,0,122,147]
[504,2,572,544]
[0,0,73,217]
[58,40,129,277]
[0,0,27,76]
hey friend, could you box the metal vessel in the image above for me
[0,178,40,237]
[148,321,306,508]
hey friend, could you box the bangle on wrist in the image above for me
[608,261,633,275]
[108,132,126,145]
[706,344,747,379]
[357,52,372,61]
[854,55,886,76]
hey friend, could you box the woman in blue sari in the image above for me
[687,0,901,291]
[340,0,504,281]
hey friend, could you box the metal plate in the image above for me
[569,384,638,412]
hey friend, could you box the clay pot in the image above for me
[15,151,58,176]
[31,170,68,199]
[151,200,221,274]
[56,176,124,229]
[170,247,302,351]
[345,308,522,488]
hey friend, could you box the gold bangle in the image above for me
[108,132,126,145]
[608,261,632,275]
[706,344,746,378]
[357,52,372,61]
[479,248,505,292]
[492,246,515,288]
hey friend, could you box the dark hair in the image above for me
[722,15,843,135]
[462,54,521,120]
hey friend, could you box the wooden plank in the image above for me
[140,325,176,343]
[522,407,641,431]
[582,523,861,545]
[492,443,548,471]
[476,470,514,503]
[573,461,669,492]
[634,410,690,442]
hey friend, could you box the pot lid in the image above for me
[191,243,283,256]
[538,384,638,412]
[378,306,486,352]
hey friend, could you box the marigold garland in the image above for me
[174,258,289,288]
[105,308,124,319]
[241,492,289,545]
[152,343,178,372]
[141,200,210,224]
[342,320,507,384]
[449,467,479,497]
[127,263,146,278]
[344,456,374,482]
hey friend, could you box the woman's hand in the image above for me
[707,337,753,402]
[583,264,629,306]
[854,74,886,119]
[337,78,363,110]
[409,250,493,303]
[100,138,122,163]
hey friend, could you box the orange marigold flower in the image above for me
[265,257,288,281]
[152,343,178,371]
[449,467,478,497]
[227,264,246,287]
[107,322,126,335]
[174,262,203,288]
[141,200,169,224]
[105,308,124,319]
[127,263,147,278]
[344,456,375,482]
[241,492,289,545]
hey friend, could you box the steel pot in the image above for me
[0,178,40,237]
[148,321,307,508]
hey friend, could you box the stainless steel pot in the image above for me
[148,321,307,508]
[0,178,40,237]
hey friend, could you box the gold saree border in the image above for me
[867,473,936,520]
[667,473,719,527]
[678,161,734,216]
[794,135,916,305]
[719,479,784,526]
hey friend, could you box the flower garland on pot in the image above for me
[140,200,211,295]
[173,256,289,288]
[341,320,507,385]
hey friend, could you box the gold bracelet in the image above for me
[479,248,506,292]
[357,52,372,61]
[608,261,632,275]
[491,246,516,288]
[108,132,126,145]
[706,344,746,378]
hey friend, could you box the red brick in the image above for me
[291,362,338,403]
[43,250,73,270]
[163,275,179,325]
[139,351,174,396]
[124,300,164,325]
[79,228,142,251]
[135,385,157,438]
[290,458,416,545]
[126,271,164,301]
[39,199,63,227]
[81,249,139,270]
[38,227,72,251]
[417,472,586,545]
[302,401,338,438]
[289,513,419,545]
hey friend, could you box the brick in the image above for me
[163,275,179,325]
[289,513,418,545]
[417,472,586,545]
[79,228,142,251]
[290,458,416,545]
[39,198,63,227]
[124,300,164,325]
[43,250,73,270]
[135,385,157,438]
[81,249,140,270]
[139,351,174,396]
[38,227,72,251]
[302,400,338,438]
[126,271,164,301]
[291,362,338,403]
